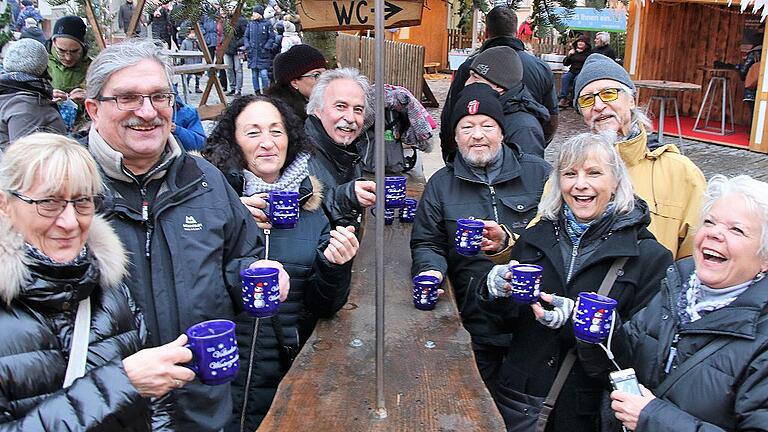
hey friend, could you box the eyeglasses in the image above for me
[300,72,322,80]
[9,191,102,218]
[53,44,82,58]
[577,88,624,109]
[96,93,176,111]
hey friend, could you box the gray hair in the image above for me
[306,67,371,116]
[701,174,768,259]
[0,133,103,197]
[538,132,635,221]
[86,38,173,99]
[595,32,610,45]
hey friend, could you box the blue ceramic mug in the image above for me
[455,218,484,256]
[266,191,300,229]
[572,292,617,344]
[240,267,281,318]
[185,319,239,386]
[399,198,418,223]
[384,176,407,208]
[508,264,543,304]
[412,274,440,310]
[370,207,395,225]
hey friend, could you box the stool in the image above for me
[693,76,735,136]
[647,96,683,146]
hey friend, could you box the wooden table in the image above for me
[634,80,701,145]
[258,180,505,431]
[165,51,207,104]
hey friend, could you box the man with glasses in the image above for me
[574,53,706,259]
[48,16,91,126]
[83,38,290,431]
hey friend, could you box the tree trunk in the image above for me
[303,31,338,67]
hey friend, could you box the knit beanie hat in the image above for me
[51,16,87,48]
[21,0,32,7]
[451,83,506,135]
[273,44,327,85]
[574,54,636,102]
[469,46,523,91]
[24,17,38,28]
[3,39,49,77]
[252,5,265,16]
[283,21,296,33]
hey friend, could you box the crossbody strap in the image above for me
[63,297,91,388]
[654,312,768,397]
[536,257,630,432]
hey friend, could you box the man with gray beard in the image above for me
[304,67,377,228]
[574,54,705,260]
[410,84,550,398]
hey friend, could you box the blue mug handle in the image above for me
[183,342,198,374]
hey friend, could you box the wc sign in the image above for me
[298,0,423,30]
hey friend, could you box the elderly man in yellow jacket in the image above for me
[572,54,706,260]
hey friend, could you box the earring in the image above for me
[755,271,765,282]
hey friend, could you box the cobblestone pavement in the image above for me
[421,75,768,182]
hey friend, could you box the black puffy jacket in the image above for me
[223,175,353,431]
[479,200,672,432]
[583,258,768,431]
[411,145,551,346]
[0,216,149,431]
[305,115,368,228]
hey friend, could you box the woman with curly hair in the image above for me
[202,94,358,431]
[265,44,327,120]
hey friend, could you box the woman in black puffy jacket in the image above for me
[203,94,359,432]
[0,133,195,431]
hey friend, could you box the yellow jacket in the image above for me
[616,129,706,260]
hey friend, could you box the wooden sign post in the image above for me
[297,0,423,31]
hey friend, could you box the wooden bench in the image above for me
[258,178,505,431]
[423,62,440,74]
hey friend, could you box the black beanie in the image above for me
[52,16,87,48]
[273,45,327,85]
[451,83,506,135]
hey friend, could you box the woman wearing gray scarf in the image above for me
[203,94,359,431]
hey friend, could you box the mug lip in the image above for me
[403,198,417,204]
[240,267,280,278]
[413,274,440,285]
[579,291,618,306]
[187,319,235,339]
[457,218,485,229]
[385,175,407,182]
[269,190,300,197]
[509,264,544,272]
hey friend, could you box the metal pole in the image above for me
[373,0,387,420]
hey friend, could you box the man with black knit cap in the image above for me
[440,6,558,162]
[411,83,550,396]
[574,53,705,260]
[267,44,327,120]
[464,46,550,157]
[0,39,65,148]
[48,16,91,110]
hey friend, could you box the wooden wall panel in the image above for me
[634,3,750,125]
[393,0,449,68]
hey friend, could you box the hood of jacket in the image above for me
[301,175,324,212]
[0,214,128,306]
[478,35,525,53]
[616,125,681,167]
[499,84,550,123]
[0,75,54,101]
[571,35,592,50]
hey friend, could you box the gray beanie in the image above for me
[574,54,636,102]
[3,39,49,77]
[469,46,523,91]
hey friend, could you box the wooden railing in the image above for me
[448,28,474,50]
[336,33,424,101]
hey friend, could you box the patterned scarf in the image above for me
[25,242,88,265]
[243,152,310,196]
[562,202,615,247]
[677,272,758,324]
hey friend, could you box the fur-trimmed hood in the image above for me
[302,175,324,212]
[0,215,128,305]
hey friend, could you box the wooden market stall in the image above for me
[624,0,768,153]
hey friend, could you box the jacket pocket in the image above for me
[495,382,544,432]
[499,195,539,229]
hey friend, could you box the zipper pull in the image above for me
[142,200,149,221]
[488,185,499,222]
[664,333,679,374]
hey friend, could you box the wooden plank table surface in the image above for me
[258,180,505,432]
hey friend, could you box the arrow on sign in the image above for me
[384,1,403,19]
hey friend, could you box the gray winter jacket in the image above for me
[0,77,66,150]
[87,129,264,431]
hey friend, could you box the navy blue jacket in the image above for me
[244,18,276,69]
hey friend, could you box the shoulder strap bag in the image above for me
[63,298,92,388]
[535,257,629,432]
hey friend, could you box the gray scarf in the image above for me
[243,152,310,196]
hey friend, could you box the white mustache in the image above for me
[335,119,358,131]
[122,117,166,127]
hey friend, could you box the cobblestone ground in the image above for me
[422,75,768,182]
